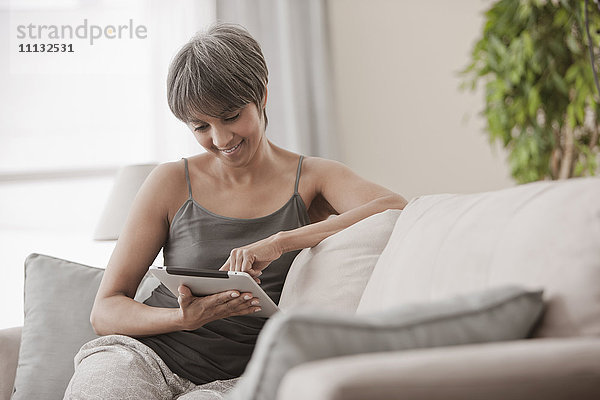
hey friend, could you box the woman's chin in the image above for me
[215,141,250,165]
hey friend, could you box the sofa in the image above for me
[1,176,600,400]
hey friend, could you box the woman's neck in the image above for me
[210,137,281,187]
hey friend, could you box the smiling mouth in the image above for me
[219,141,242,154]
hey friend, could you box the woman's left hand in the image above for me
[219,235,283,283]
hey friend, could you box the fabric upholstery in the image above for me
[279,209,402,313]
[12,253,157,400]
[0,327,21,400]
[12,254,103,400]
[227,286,544,400]
[358,177,600,338]
[277,337,600,400]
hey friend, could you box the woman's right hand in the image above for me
[176,285,262,330]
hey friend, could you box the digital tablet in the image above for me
[148,265,279,318]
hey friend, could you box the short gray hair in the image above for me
[167,23,269,127]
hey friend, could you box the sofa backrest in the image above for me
[356,177,600,338]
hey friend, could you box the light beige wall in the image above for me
[328,0,514,200]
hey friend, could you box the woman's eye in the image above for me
[194,125,209,132]
[225,113,240,122]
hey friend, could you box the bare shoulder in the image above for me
[302,156,350,170]
[301,156,402,214]
[301,156,354,183]
[298,156,356,196]
[268,145,310,177]
[143,160,186,194]
[136,160,188,222]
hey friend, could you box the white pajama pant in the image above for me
[63,335,239,400]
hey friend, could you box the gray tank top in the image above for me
[138,156,310,385]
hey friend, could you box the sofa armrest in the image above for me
[278,338,600,400]
[0,327,21,400]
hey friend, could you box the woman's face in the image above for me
[187,102,265,167]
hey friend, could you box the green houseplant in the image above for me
[462,0,600,183]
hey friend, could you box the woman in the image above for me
[64,23,406,399]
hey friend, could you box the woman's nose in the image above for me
[210,127,234,148]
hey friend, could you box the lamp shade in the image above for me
[93,164,157,241]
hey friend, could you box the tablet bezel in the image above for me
[148,265,279,318]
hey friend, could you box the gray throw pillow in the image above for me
[12,253,157,400]
[12,254,103,400]
[227,285,545,400]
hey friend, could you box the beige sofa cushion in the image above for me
[278,337,600,400]
[279,209,401,313]
[357,177,600,338]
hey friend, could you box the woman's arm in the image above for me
[277,193,405,253]
[280,157,406,250]
[90,163,184,336]
[221,157,407,274]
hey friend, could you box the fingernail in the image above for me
[231,292,240,298]
[244,295,252,300]
[254,308,262,312]
[251,300,259,306]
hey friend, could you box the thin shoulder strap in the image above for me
[182,158,193,199]
[294,155,304,194]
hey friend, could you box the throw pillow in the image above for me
[12,254,103,400]
[12,253,157,400]
[278,209,402,313]
[226,285,544,400]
